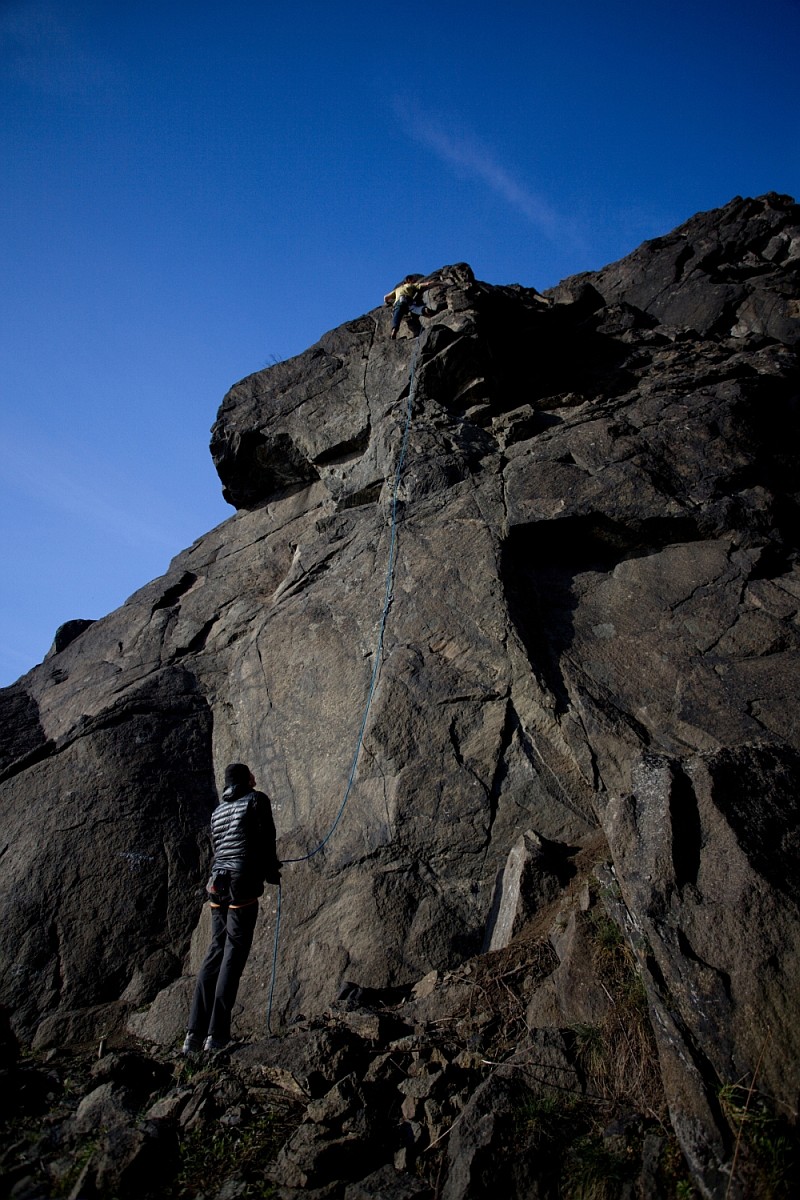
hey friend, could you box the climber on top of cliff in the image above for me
[384,274,437,340]
[183,762,281,1055]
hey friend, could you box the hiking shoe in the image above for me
[203,1036,228,1053]
[182,1032,203,1056]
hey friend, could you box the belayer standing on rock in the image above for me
[384,274,437,339]
[183,763,281,1054]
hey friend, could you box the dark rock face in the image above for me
[48,618,96,656]
[1,196,799,1197]
[550,191,800,342]
[1,667,214,1036]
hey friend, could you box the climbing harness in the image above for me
[267,342,421,1032]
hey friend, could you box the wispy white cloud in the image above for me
[0,1,120,96]
[396,103,569,241]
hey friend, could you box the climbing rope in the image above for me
[266,881,282,1033]
[267,342,420,1032]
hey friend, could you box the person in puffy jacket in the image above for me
[183,762,281,1054]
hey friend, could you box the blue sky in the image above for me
[1,0,798,687]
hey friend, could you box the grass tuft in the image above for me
[719,1082,797,1199]
[581,907,663,1116]
[176,1114,284,1198]
[563,1134,637,1199]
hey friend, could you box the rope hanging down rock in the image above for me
[267,342,421,1032]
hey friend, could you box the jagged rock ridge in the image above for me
[1,193,799,1198]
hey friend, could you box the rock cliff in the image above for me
[1,193,799,1198]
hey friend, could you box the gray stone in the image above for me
[69,1080,136,1136]
[3,194,800,1200]
[397,1068,443,1100]
[273,1184,344,1200]
[31,1003,131,1051]
[144,1088,193,1121]
[267,1123,363,1189]
[305,1072,363,1124]
[89,1048,172,1100]
[410,970,438,1000]
[126,976,194,1046]
[10,1177,49,1200]
[235,1027,368,1099]
[4,668,214,1041]
[600,746,800,1194]
[119,949,181,1005]
[93,1119,177,1198]
[344,1164,433,1198]
[215,1181,249,1200]
[556,192,800,343]
[178,1080,214,1129]
[526,907,611,1029]
[442,1030,579,1199]
[47,619,95,657]
[483,830,564,951]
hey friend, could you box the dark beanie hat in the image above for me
[224,762,252,788]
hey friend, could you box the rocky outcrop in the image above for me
[0,921,683,1200]
[1,194,799,1198]
[550,190,800,342]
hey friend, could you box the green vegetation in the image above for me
[510,1083,694,1199]
[570,1022,606,1077]
[513,1090,584,1149]
[175,1114,284,1199]
[563,1134,637,1199]
[512,900,696,1196]
[52,1140,99,1198]
[480,898,698,1197]
[659,1137,698,1198]
[719,1081,797,1199]
[579,906,661,1114]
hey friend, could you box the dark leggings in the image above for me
[187,901,258,1042]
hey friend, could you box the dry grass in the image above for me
[719,1080,797,1199]
[577,907,665,1119]
[457,932,559,1058]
